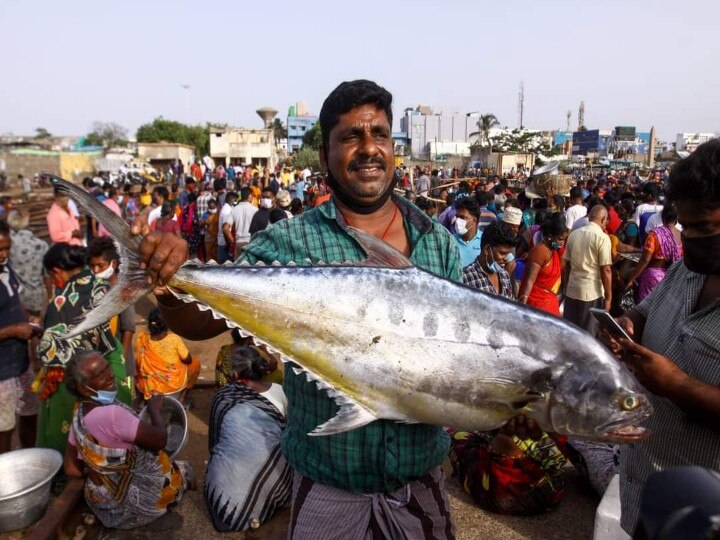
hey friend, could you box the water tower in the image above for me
[256,107,278,128]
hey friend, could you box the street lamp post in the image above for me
[181,84,191,124]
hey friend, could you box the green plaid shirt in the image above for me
[240,195,461,493]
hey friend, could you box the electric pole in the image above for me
[518,80,525,129]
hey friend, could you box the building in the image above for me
[137,142,195,173]
[572,129,612,156]
[209,127,277,169]
[287,115,318,153]
[400,106,480,158]
[286,102,318,154]
[0,148,102,185]
[676,132,717,152]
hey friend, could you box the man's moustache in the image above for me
[348,159,386,171]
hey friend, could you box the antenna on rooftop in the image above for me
[518,80,525,129]
[578,101,586,130]
[566,110,572,132]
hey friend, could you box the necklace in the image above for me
[338,203,399,242]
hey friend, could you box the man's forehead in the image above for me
[337,104,389,126]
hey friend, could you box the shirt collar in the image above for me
[319,194,434,235]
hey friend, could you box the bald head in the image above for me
[588,204,608,228]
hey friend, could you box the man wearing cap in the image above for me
[502,206,523,236]
[276,190,293,219]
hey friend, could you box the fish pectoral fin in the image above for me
[474,378,544,406]
[346,226,413,269]
[308,401,377,437]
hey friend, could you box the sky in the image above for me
[1,0,718,142]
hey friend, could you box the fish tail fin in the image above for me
[45,174,151,337]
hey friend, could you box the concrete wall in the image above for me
[137,144,194,171]
[1,149,100,188]
[210,128,276,168]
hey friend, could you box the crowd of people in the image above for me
[0,79,717,538]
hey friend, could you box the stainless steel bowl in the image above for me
[0,448,63,532]
[139,396,188,459]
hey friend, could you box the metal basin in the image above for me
[0,448,63,532]
[139,396,188,459]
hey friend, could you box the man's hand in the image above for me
[9,322,42,340]
[599,315,634,357]
[131,214,188,287]
[500,414,543,440]
[619,338,687,397]
[603,296,612,312]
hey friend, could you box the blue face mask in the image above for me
[486,249,503,273]
[550,240,565,250]
[84,385,117,405]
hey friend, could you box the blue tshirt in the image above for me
[454,230,483,267]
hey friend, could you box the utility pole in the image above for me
[578,100,585,130]
[181,84,191,124]
[566,110,572,132]
[518,80,525,129]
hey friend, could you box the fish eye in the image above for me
[621,395,639,411]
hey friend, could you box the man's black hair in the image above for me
[319,80,393,154]
[454,197,480,219]
[152,185,169,200]
[226,191,238,203]
[480,221,519,249]
[666,138,720,208]
[569,186,583,201]
[475,190,489,207]
[87,237,118,262]
[0,219,10,238]
[642,182,660,201]
[240,187,252,201]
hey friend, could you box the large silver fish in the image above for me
[51,176,652,442]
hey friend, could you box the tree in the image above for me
[272,118,287,140]
[34,127,51,139]
[302,124,323,150]
[85,121,128,148]
[469,114,500,151]
[136,117,209,156]
[292,147,320,171]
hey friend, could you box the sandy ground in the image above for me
[2,299,599,539]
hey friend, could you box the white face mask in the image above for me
[455,217,469,236]
[117,195,124,204]
[260,198,273,209]
[209,208,218,214]
[94,265,115,280]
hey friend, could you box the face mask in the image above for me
[84,384,117,405]
[682,232,720,275]
[209,208,218,214]
[486,249,503,273]
[550,240,565,250]
[455,218,469,236]
[93,265,115,280]
[117,195,124,204]
[260,198,273,209]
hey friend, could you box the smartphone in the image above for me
[590,308,632,341]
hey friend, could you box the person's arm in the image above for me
[64,443,84,478]
[222,221,234,245]
[625,234,655,287]
[0,322,39,342]
[133,396,168,452]
[619,339,720,429]
[517,247,547,303]
[601,265,612,311]
[615,240,642,254]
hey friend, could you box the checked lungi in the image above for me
[288,466,455,540]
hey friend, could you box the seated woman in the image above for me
[204,346,290,532]
[134,309,200,402]
[215,329,284,388]
[64,350,193,529]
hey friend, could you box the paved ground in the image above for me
[2,300,599,539]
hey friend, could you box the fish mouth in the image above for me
[601,425,651,442]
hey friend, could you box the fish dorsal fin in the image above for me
[347,226,412,269]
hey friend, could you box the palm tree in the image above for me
[469,114,500,152]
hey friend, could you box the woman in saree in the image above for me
[37,243,130,454]
[517,213,569,316]
[625,203,683,301]
[204,346,290,532]
[64,351,193,529]
[134,309,200,402]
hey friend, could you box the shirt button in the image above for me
[678,335,685,343]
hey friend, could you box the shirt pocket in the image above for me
[678,328,720,386]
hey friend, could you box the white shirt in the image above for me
[148,204,177,228]
[645,211,683,233]
[217,203,234,246]
[634,203,663,227]
[260,383,287,417]
[565,204,587,230]
[227,201,258,244]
